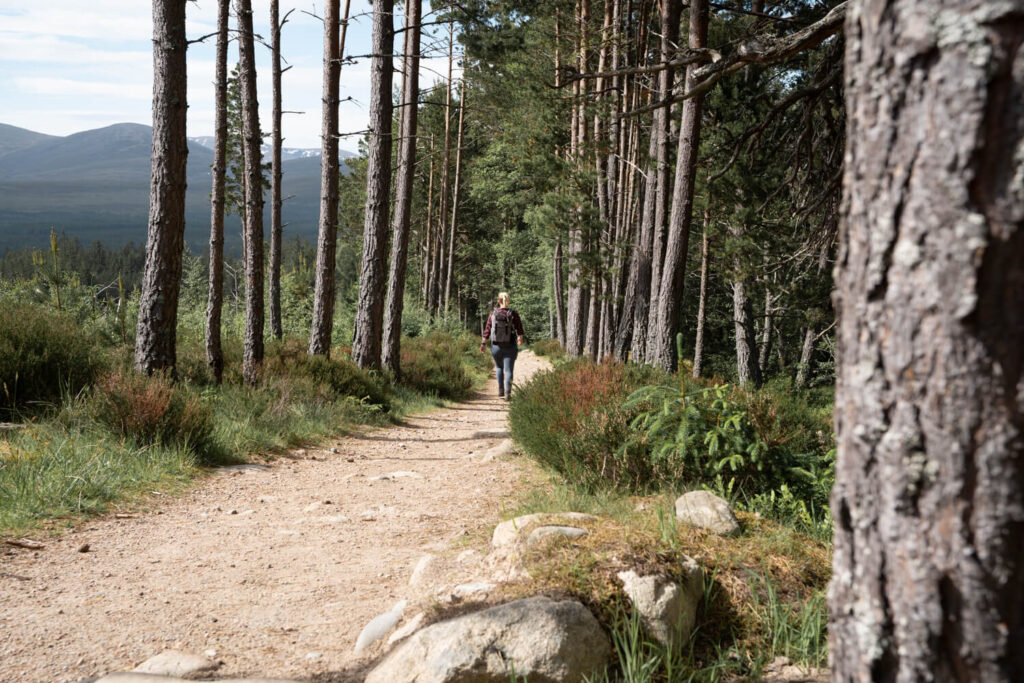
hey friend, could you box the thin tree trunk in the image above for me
[565,0,591,357]
[758,283,774,378]
[308,0,346,356]
[795,326,815,387]
[435,19,455,316]
[382,0,421,375]
[444,79,466,313]
[135,0,188,376]
[648,0,707,372]
[421,134,435,307]
[832,1,1024,677]
[554,235,566,346]
[237,0,265,386]
[351,0,394,370]
[205,0,229,383]
[268,0,285,340]
[692,222,709,378]
[731,272,761,388]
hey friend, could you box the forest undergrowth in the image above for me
[512,340,834,681]
[0,292,491,538]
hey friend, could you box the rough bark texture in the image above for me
[269,0,284,340]
[382,0,421,375]
[554,236,566,346]
[831,1,1024,680]
[649,0,708,372]
[135,0,188,376]
[308,0,342,356]
[731,266,761,388]
[351,0,394,370]
[205,0,229,384]
[237,0,265,386]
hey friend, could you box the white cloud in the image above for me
[13,77,150,100]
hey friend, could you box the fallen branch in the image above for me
[5,539,45,550]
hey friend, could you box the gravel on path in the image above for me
[0,352,549,682]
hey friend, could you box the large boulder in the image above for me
[365,596,611,683]
[674,490,741,536]
[617,555,703,645]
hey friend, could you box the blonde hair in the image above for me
[497,292,510,307]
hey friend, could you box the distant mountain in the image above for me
[0,123,353,254]
[0,123,58,157]
[188,136,356,162]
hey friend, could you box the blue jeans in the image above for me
[491,343,518,395]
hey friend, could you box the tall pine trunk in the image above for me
[237,0,265,386]
[351,0,394,370]
[205,0,229,383]
[648,0,707,372]
[268,0,285,340]
[135,0,188,376]
[308,0,345,356]
[831,1,1024,678]
[382,0,421,375]
[444,80,466,313]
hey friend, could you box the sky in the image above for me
[0,0,454,150]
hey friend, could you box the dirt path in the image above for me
[0,352,549,683]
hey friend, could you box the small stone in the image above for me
[330,448,340,454]
[450,582,495,598]
[408,553,438,587]
[228,509,238,515]
[305,651,322,661]
[386,612,426,645]
[78,543,90,553]
[354,600,407,654]
[204,650,217,658]
[674,491,741,536]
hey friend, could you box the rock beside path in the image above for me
[132,650,220,677]
[491,512,599,547]
[95,675,300,683]
[617,555,703,645]
[365,596,611,683]
[674,490,741,536]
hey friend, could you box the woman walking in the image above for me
[480,292,525,400]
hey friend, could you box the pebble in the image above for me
[78,543,90,553]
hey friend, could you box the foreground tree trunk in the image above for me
[692,225,709,378]
[351,0,394,370]
[444,80,466,314]
[135,0,188,376]
[831,1,1024,679]
[205,0,229,383]
[382,0,421,375]
[308,0,344,356]
[237,0,265,386]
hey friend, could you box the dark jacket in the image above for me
[482,307,525,345]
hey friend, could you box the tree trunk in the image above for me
[308,0,345,356]
[758,283,774,378]
[435,19,455,316]
[648,0,707,372]
[382,0,421,375]
[794,325,815,388]
[831,2,1024,679]
[731,273,761,388]
[444,80,466,313]
[268,0,284,340]
[553,235,566,346]
[135,0,188,376]
[351,0,394,370]
[421,134,435,307]
[644,0,682,358]
[692,224,709,379]
[205,0,229,383]
[565,0,591,358]
[237,0,265,386]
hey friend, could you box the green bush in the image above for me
[508,358,668,491]
[400,331,488,400]
[529,338,565,360]
[87,370,216,460]
[0,302,106,416]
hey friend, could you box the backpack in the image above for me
[490,308,515,344]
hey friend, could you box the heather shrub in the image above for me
[508,358,668,491]
[88,370,216,459]
[0,301,106,416]
[400,331,488,400]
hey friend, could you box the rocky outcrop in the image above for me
[365,596,611,683]
[674,491,741,536]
